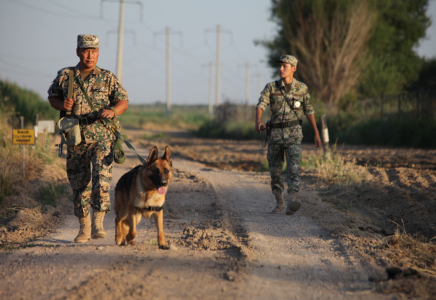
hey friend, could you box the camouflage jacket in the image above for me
[256,78,314,145]
[48,64,129,143]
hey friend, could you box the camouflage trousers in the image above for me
[267,142,302,195]
[67,141,114,218]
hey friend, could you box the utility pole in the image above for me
[257,73,262,97]
[209,61,214,117]
[201,61,214,117]
[116,0,125,83]
[216,25,221,107]
[205,25,232,107]
[154,27,182,118]
[245,62,250,102]
[238,62,251,102]
[101,0,143,84]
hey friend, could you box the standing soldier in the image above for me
[48,34,129,242]
[255,55,321,215]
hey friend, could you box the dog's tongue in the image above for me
[158,186,166,195]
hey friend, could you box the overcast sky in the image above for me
[1,0,435,106]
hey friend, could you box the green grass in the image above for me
[118,103,211,130]
[33,183,71,212]
[141,132,168,140]
[0,79,58,124]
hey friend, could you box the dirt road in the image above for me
[0,139,400,300]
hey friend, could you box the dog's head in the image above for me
[142,146,173,195]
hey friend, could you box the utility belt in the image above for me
[77,116,101,126]
[261,119,302,147]
[57,115,103,147]
[269,120,302,129]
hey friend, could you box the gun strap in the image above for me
[75,78,147,165]
[275,80,301,123]
[65,69,75,116]
[68,69,74,98]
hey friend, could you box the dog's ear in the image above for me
[162,146,172,167]
[147,146,159,165]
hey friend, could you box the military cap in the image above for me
[77,34,99,49]
[278,55,298,66]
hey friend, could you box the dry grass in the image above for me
[376,222,436,298]
[384,221,436,278]
[0,111,64,216]
[302,154,373,186]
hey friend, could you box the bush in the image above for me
[334,115,436,148]
[196,120,264,140]
[0,79,58,125]
[34,183,70,212]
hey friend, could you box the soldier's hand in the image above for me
[99,109,115,120]
[63,98,75,111]
[255,121,265,133]
[314,132,322,148]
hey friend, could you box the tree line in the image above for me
[258,0,434,105]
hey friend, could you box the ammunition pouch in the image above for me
[113,135,127,164]
[57,117,81,146]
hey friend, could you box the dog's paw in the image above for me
[128,240,137,246]
[116,239,126,246]
[159,244,170,250]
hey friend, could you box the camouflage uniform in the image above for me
[256,77,314,196]
[48,64,128,218]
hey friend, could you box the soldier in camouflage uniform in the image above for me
[255,55,321,215]
[48,34,129,243]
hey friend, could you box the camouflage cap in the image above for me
[278,55,298,66]
[77,34,99,49]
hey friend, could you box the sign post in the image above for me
[320,115,331,160]
[37,120,55,151]
[13,117,35,179]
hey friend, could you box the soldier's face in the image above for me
[76,48,99,70]
[279,63,296,78]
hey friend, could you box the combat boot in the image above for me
[272,194,286,214]
[286,192,302,216]
[92,210,107,239]
[74,214,91,243]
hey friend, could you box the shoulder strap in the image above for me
[66,69,74,116]
[276,82,301,122]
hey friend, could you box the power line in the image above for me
[0,60,54,78]
[7,0,89,20]
[0,53,71,62]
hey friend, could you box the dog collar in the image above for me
[141,206,163,212]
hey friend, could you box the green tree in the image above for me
[259,0,431,102]
[359,0,431,97]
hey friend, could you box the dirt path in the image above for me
[0,139,399,300]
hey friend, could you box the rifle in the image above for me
[57,110,66,157]
[56,68,74,157]
[261,120,270,148]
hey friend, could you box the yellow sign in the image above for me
[13,129,35,145]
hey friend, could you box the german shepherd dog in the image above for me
[114,146,172,249]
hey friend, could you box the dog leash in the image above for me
[75,77,147,164]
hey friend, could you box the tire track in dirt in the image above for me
[175,159,390,299]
